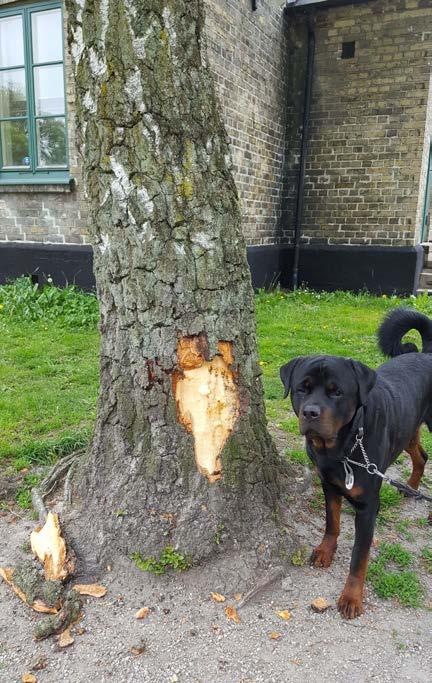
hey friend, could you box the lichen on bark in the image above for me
[65,0,287,566]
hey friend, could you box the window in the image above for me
[0,2,69,184]
[341,41,356,60]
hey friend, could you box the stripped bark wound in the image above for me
[174,337,239,482]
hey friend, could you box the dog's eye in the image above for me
[297,382,311,394]
[328,385,342,397]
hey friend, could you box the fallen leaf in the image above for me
[22,675,37,683]
[211,592,226,603]
[31,657,48,672]
[224,605,240,624]
[311,597,330,613]
[57,628,74,648]
[269,631,282,640]
[73,583,107,598]
[135,607,150,620]
[276,610,291,621]
[233,593,242,601]
[129,642,146,656]
[0,567,58,614]
[32,599,59,614]
[30,513,68,581]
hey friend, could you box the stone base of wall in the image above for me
[0,242,423,297]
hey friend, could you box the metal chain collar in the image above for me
[343,428,432,503]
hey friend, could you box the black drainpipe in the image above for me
[292,16,315,290]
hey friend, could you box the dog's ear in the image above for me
[350,359,376,405]
[280,357,304,399]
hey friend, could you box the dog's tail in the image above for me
[378,307,432,357]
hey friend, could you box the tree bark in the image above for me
[65,0,285,566]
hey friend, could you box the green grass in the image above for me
[15,473,42,509]
[0,320,99,466]
[420,547,432,573]
[0,277,99,469]
[367,542,423,607]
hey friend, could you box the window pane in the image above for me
[36,117,67,167]
[31,9,63,64]
[0,15,24,68]
[0,120,30,168]
[34,65,65,116]
[0,69,27,117]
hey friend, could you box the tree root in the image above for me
[31,450,84,521]
[236,566,284,610]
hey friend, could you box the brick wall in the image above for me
[0,0,290,247]
[286,0,432,247]
[204,0,291,245]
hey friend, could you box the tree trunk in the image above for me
[65,0,285,566]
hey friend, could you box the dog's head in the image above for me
[280,355,376,449]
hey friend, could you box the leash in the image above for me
[343,427,432,503]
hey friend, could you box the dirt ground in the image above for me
[1,440,432,683]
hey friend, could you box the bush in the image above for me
[0,276,99,328]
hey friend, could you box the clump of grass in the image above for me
[420,547,432,573]
[367,542,422,607]
[10,432,90,469]
[15,473,42,509]
[395,519,415,541]
[0,276,99,328]
[286,448,309,466]
[131,546,192,575]
[377,483,403,524]
[279,417,300,436]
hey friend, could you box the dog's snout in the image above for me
[302,404,321,420]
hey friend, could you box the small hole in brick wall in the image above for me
[341,41,355,59]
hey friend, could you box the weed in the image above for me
[214,523,225,545]
[420,547,432,573]
[131,546,192,575]
[367,542,422,607]
[291,545,309,567]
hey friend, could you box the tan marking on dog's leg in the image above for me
[338,554,368,620]
[311,492,342,568]
[406,430,427,490]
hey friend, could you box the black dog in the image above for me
[280,307,431,619]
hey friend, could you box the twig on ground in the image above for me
[236,566,284,610]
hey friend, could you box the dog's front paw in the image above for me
[310,539,336,568]
[337,590,364,619]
